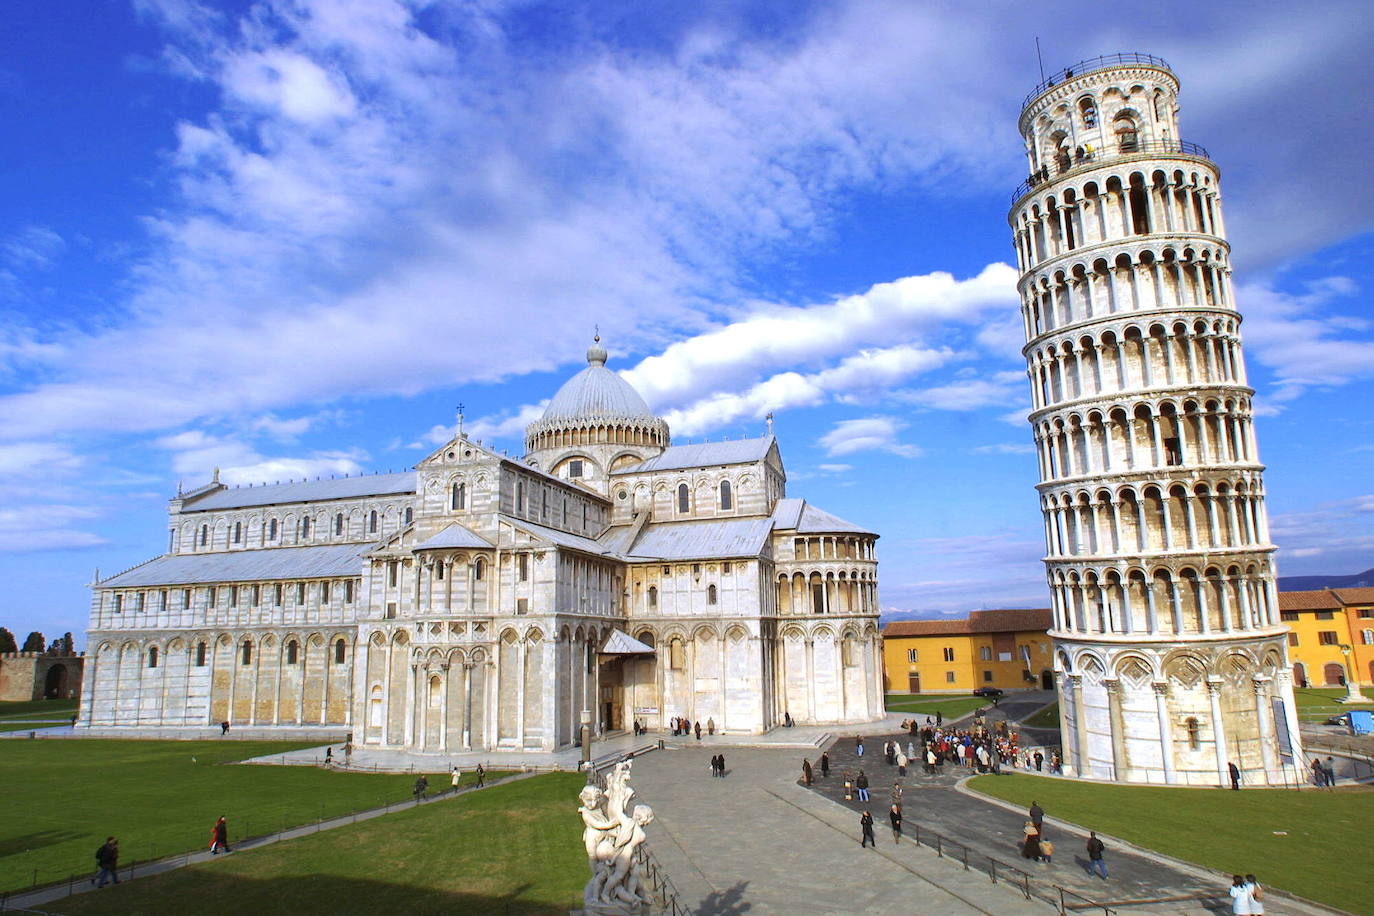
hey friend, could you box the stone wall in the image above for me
[0,653,84,702]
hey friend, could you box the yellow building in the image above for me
[881,608,1054,694]
[1281,588,1374,688]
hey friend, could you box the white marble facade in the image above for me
[1011,56,1304,784]
[81,339,884,751]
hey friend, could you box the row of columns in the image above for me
[1024,256,1232,338]
[1036,405,1255,480]
[1043,485,1268,557]
[776,572,877,615]
[1050,570,1279,636]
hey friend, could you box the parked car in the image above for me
[972,687,1005,698]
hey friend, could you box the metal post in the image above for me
[580,708,593,772]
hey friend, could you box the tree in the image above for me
[22,631,45,653]
[0,628,16,654]
[61,632,74,655]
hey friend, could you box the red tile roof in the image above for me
[883,608,1051,638]
[1332,587,1374,606]
[1278,589,1341,611]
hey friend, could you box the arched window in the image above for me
[147,646,158,668]
[707,584,718,605]
[1185,716,1200,750]
[241,640,253,666]
[452,482,466,510]
[677,484,690,514]
[334,639,346,664]
[268,518,278,540]
[669,637,686,670]
[368,510,377,533]
[648,586,657,608]
[233,522,242,544]
[719,480,732,511]
[1078,96,1098,128]
[301,516,311,537]
[334,513,343,535]
[200,525,208,546]
[286,641,299,665]
[474,558,485,581]
[404,507,413,525]
[195,642,207,667]
[1114,113,1139,152]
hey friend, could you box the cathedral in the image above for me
[80,339,884,751]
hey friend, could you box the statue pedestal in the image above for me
[1335,688,1373,704]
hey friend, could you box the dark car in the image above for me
[972,687,1005,698]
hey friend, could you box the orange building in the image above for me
[1280,588,1374,688]
[881,608,1054,694]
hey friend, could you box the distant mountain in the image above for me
[1278,568,1374,591]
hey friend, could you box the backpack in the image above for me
[1252,885,1263,901]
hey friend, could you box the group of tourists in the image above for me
[709,753,727,777]
[1310,756,1338,788]
[1229,874,1267,914]
[670,716,715,739]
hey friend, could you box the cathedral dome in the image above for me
[541,338,656,423]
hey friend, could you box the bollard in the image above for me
[935,835,942,857]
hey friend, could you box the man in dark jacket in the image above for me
[92,837,120,887]
[856,770,870,802]
[819,752,830,778]
[1028,801,1044,830]
[1086,831,1108,879]
[859,811,876,848]
[888,804,903,843]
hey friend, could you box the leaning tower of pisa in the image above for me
[1009,54,1304,785]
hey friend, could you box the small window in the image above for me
[335,514,343,536]
[208,586,217,605]
[692,563,701,576]
[1315,611,1335,620]
[321,581,331,604]
[241,641,253,665]
[907,648,918,663]
[517,597,528,615]
[301,516,311,538]
[404,507,413,525]
[334,639,346,664]
[113,594,123,613]
[436,562,445,581]
[159,589,168,609]
[662,565,671,576]
[274,584,283,606]
[1288,632,1299,647]
[286,641,299,665]
[942,647,955,662]
[518,554,529,582]
[648,586,657,608]
[388,562,398,587]
[181,588,191,608]
[516,480,526,512]
[385,602,397,619]
[200,525,208,546]
[979,646,992,661]
[1078,96,1098,128]
[195,642,207,667]
[719,480,732,511]
[474,559,485,581]
[148,647,158,668]
[945,671,956,684]
[451,483,465,510]
[1280,611,1299,621]
[1318,631,1339,646]
[677,483,690,514]
[722,562,731,573]
[369,510,378,533]
[1359,608,1373,619]
[1185,716,1201,750]
[345,580,355,603]
[569,459,583,478]
[251,584,260,606]
[228,586,238,608]
[983,670,993,683]
[1361,629,1373,646]
[233,522,242,544]
[296,582,306,604]
[669,637,686,670]
[269,518,278,540]
[707,584,718,605]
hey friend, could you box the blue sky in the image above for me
[3,0,1373,645]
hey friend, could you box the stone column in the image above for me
[1252,676,1277,781]
[404,661,417,747]
[1152,682,1176,784]
[462,662,474,749]
[1206,676,1229,786]
[804,638,816,722]
[1070,674,1090,777]
[1103,678,1127,780]
[439,663,450,751]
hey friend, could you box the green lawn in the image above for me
[0,740,467,893]
[0,698,78,719]
[969,773,1374,915]
[1022,701,1059,729]
[883,694,987,720]
[58,772,586,916]
[1291,686,1374,722]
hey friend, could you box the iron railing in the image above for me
[1011,139,1212,205]
[1023,53,1173,108]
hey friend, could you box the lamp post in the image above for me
[1336,644,1372,704]
[580,708,593,772]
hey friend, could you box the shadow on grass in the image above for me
[57,872,573,916]
[0,830,87,859]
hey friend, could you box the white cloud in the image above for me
[2,226,65,270]
[1238,277,1374,402]
[897,374,1022,412]
[972,443,1035,455]
[817,416,921,458]
[818,463,852,473]
[0,441,83,477]
[155,429,367,486]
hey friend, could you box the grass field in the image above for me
[0,698,78,719]
[883,694,987,720]
[58,772,586,916]
[969,773,1373,914]
[1292,686,1374,722]
[0,740,468,893]
[1022,701,1059,729]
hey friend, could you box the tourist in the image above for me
[343,740,353,766]
[1021,821,1041,860]
[325,747,332,766]
[1229,874,1253,914]
[860,810,876,848]
[843,771,854,800]
[856,735,865,757]
[707,717,715,736]
[1028,800,1044,832]
[220,720,230,735]
[716,753,726,777]
[888,803,902,843]
[694,721,702,741]
[1039,837,1054,864]
[210,816,230,854]
[925,746,937,775]
[896,750,908,777]
[450,766,462,791]
[802,758,813,786]
[1310,757,1325,787]
[1034,750,1044,771]
[820,752,830,779]
[935,711,942,726]
[712,754,723,777]
[1324,757,1337,787]
[885,740,895,766]
[1085,831,1107,879]
[784,710,794,727]
[906,739,916,761]
[475,763,486,787]
[91,837,120,887]
[1245,874,1265,914]
[1228,761,1241,790]
[856,769,870,802]
[414,775,429,801]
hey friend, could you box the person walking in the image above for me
[888,803,902,844]
[1039,837,1054,864]
[896,750,908,777]
[856,736,865,757]
[820,752,830,779]
[324,747,332,766]
[1324,757,1337,787]
[707,717,715,735]
[860,810,876,848]
[210,816,231,855]
[220,720,230,735]
[413,775,428,801]
[450,766,462,791]
[1229,874,1254,915]
[716,753,726,777]
[1245,874,1265,915]
[856,769,870,802]
[1028,801,1044,832]
[694,721,702,741]
[92,837,119,887]
[475,763,486,788]
[802,758,813,786]
[1228,761,1241,790]
[1021,822,1041,861]
[1085,831,1107,879]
